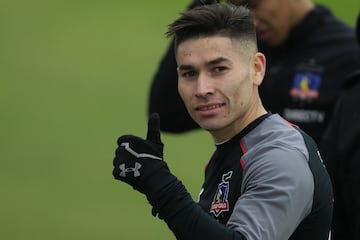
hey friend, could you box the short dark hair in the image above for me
[166,3,257,52]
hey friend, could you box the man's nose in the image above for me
[195,73,214,98]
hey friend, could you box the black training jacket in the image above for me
[152,113,333,239]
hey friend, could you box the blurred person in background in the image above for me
[320,12,360,240]
[113,4,333,239]
[148,0,360,145]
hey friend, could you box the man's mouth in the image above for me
[196,103,225,111]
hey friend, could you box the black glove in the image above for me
[112,113,177,201]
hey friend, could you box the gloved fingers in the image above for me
[146,113,162,145]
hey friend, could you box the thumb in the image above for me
[146,113,162,145]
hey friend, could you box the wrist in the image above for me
[136,161,178,200]
[150,179,194,219]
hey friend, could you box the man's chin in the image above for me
[199,123,223,133]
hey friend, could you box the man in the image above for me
[113,4,333,239]
[320,12,360,240]
[148,0,360,144]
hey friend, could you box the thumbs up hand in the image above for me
[113,113,176,199]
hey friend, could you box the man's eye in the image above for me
[182,71,196,78]
[213,67,227,73]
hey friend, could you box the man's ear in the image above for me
[252,52,266,86]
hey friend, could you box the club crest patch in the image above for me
[290,72,321,100]
[289,61,323,102]
[210,171,232,217]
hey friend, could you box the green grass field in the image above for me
[0,0,358,239]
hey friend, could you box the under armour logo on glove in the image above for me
[113,113,175,195]
[117,141,162,178]
[119,162,142,177]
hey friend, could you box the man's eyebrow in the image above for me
[177,64,194,71]
[178,57,231,71]
[206,57,231,66]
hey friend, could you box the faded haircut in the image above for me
[166,3,257,54]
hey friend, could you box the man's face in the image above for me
[231,0,296,46]
[176,36,265,140]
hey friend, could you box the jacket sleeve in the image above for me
[150,179,248,240]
